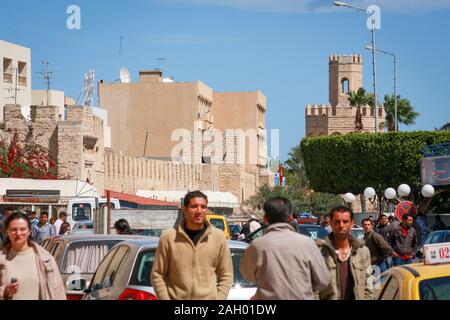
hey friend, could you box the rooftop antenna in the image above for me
[36,60,54,105]
[119,35,124,55]
[76,69,96,107]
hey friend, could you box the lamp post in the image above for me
[334,1,379,133]
[366,45,397,131]
[364,184,411,221]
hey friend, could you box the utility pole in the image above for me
[143,131,149,157]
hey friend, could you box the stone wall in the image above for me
[103,150,257,202]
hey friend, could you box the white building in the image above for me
[0,40,31,122]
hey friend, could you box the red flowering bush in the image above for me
[0,129,57,179]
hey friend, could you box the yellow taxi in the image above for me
[206,213,231,240]
[377,242,450,300]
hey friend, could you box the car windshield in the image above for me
[209,218,225,231]
[420,276,450,300]
[75,221,94,230]
[63,240,122,273]
[299,225,329,240]
[130,247,255,288]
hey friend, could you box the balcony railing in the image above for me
[3,73,12,83]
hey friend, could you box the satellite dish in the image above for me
[119,67,130,83]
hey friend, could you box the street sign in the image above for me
[395,201,417,221]
[423,242,450,265]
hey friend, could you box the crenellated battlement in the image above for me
[329,54,362,64]
[305,104,331,117]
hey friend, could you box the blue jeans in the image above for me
[392,257,413,266]
[377,260,389,273]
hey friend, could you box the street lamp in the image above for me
[364,184,411,219]
[366,45,397,131]
[334,1,379,133]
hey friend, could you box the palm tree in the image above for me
[348,88,371,132]
[435,123,450,131]
[382,94,420,132]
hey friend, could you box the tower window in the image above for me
[341,78,350,94]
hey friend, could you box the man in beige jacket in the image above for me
[240,197,330,300]
[151,190,233,300]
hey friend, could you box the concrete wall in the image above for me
[98,78,213,159]
[0,40,31,123]
[111,208,179,230]
[31,90,65,120]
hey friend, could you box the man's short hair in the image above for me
[402,213,412,221]
[183,190,208,207]
[263,197,291,224]
[362,218,372,225]
[40,211,49,217]
[59,211,68,218]
[329,206,354,221]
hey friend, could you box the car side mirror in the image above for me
[67,278,87,292]
[237,234,246,241]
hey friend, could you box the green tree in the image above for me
[349,88,372,132]
[284,145,308,188]
[381,94,420,132]
[300,131,450,195]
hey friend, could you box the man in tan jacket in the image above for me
[240,197,330,300]
[317,206,374,300]
[151,190,233,300]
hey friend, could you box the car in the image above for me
[417,230,450,260]
[207,213,231,240]
[377,262,450,300]
[298,224,330,240]
[70,220,94,235]
[45,234,149,300]
[82,239,256,300]
[229,223,242,240]
[240,223,330,243]
[351,228,365,240]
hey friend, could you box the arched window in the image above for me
[341,78,350,94]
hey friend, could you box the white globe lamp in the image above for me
[364,187,376,199]
[397,184,411,197]
[384,188,397,200]
[344,193,356,203]
[421,184,435,198]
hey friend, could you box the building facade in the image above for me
[0,40,31,123]
[305,54,385,136]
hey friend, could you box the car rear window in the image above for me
[63,240,122,273]
[210,218,225,231]
[420,276,450,300]
[130,250,155,287]
[129,247,255,289]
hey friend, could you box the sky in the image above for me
[1,0,449,161]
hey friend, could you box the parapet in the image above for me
[305,104,331,116]
[329,54,362,64]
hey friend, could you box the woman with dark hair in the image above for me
[114,219,132,235]
[59,222,71,236]
[0,212,66,300]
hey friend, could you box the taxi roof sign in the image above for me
[423,242,450,265]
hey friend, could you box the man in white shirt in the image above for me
[53,212,68,235]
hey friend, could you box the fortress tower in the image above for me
[305,54,384,136]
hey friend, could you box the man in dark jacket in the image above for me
[389,214,418,266]
[362,218,393,273]
[375,214,389,242]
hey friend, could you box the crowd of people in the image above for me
[0,190,448,300]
